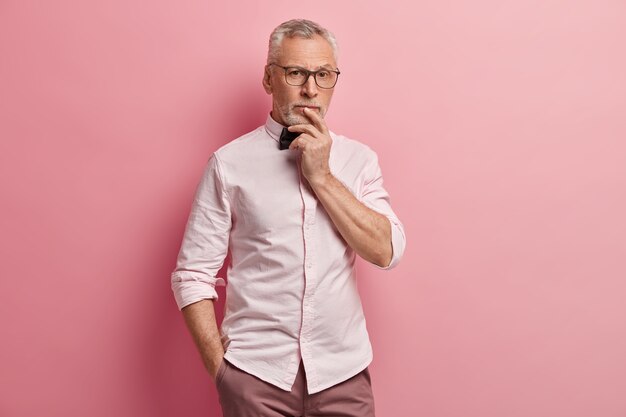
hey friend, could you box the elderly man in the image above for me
[170,19,406,417]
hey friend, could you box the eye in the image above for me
[287,69,302,76]
[317,71,330,78]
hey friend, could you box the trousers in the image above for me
[216,357,376,417]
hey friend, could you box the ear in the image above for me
[262,65,272,95]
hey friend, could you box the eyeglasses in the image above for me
[269,64,340,89]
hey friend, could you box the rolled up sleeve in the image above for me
[170,153,231,310]
[359,150,406,270]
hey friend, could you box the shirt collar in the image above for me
[264,112,284,143]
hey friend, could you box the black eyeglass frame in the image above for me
[268,63,341,89]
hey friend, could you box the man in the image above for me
[170,19,406,417]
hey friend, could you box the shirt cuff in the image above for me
[372,217,405,270]
[171,271,226,310]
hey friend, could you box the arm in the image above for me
[170,153,232,379]
[181,299,224,379]
[289,107,405,269]
[309,173,392,267]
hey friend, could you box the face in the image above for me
[262,34,338,126]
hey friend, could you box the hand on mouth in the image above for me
[294,105,320,114]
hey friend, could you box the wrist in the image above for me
[308,171,333,189]
[208,354,224,378]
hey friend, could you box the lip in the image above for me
[294,106,320,111]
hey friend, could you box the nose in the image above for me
[300,74,318,98]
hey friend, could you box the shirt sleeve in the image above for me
[170,153,231,310]
[359,149,406,270]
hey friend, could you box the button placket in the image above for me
[295,156,319,387]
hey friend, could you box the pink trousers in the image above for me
[216,358,376,417]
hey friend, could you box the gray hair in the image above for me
[266,19,339,65]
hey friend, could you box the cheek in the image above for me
[319,95,332,112]
[275,88,297,108]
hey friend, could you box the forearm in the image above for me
[181,299,224,378]
[309,173,392,267]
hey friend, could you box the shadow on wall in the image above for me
[143,74,269,417]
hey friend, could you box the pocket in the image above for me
[215,357,228,388]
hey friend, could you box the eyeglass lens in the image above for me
[285,68,338,88]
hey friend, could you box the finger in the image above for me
[287,124,320,137]
[288,134,314,150]
[295,136,326,154]
[302,107,328,134]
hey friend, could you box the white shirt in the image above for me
[171,113,406,394]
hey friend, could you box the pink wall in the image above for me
[1,1,625,416]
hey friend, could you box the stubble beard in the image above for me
[278,104,326,127]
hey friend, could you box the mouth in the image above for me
[294,105,320,113]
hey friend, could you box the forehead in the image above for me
[278,34,336,69]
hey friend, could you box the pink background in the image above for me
[1,1,625,416]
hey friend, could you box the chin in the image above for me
[283,113,308,127]
[283,110,325,127]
